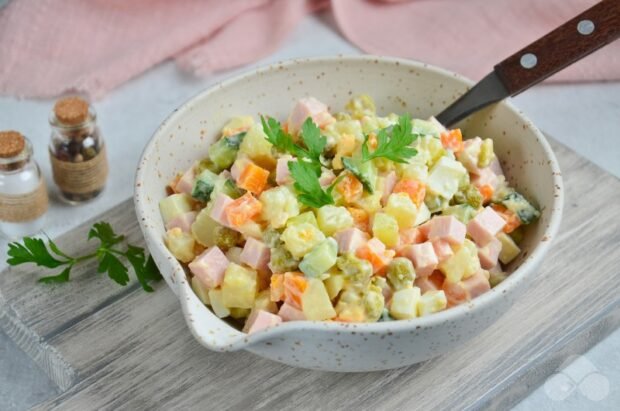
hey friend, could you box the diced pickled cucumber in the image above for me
[342,156,376,193]
[501,192,540,224]
[191,169,218,202]
[443,204,478,224]
[208,132,246,169]
[299,238,338,278]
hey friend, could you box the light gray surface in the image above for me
[0,10,618,411]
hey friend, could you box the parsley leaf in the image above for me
[288,160,334,208]
[260,116,299,156]
[299,117,327,163]
[6,222,161,292]
[362,114,419,164]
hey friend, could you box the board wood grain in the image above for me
[1,139,619,411]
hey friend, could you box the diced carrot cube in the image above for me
[224,192,262,227]
[478,184,494,204]
[492,204,521,233]
[283,272,307,309]
[440,129,463,153]
[393,179,426,207]
[347,207,369,231]
[337,174,364,204]
[270,273,284,302]
[238,162,269,195]
[356,238,394,276]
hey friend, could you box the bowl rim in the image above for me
[135,55,564,348]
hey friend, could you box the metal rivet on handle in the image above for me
[577,19,595,35]
[520,53,538,69]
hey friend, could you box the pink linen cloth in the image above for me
[0,0,617,99]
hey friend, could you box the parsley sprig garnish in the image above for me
[7,222,162,292]
[361,114,419,163]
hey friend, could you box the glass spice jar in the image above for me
[0,131,48,239]
[49,96,109,204]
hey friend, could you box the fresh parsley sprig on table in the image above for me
[361,114,419,164]
[6,222,162,292]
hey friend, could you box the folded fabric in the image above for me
[0,0,617,99]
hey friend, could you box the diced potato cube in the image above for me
[229,307,251,319]
[301,279,337,321]
[417,290,447,316]
[222,116,254,136]
[159,193,193,225]
[324,273,345,300]
[259,186,300,229]
[385,193,418,229]
[372,213,400,248]
[414,202,431,226]
[396,156,428,183]
[439,239,481,283]
[286,211,318,228]
[191,276,210,305]
[164,228,195,263]
[426,156,467,200]
[354,186,383,215]
[221,263,257,309]
[207,289,230,318]
[415,135,445,165]
[239,124,275,169]
[316,205,353,236]
[299,238,338,278]
[497,232,521,264]
[281,222,325,258]
[389,287,421,320]
[225,246,243,265]
[254,290,278,314]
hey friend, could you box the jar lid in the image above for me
[0,130,26,158]
[54,96,90,126]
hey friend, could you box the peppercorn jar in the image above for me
[49,96,109,204]
[0,131,48,238]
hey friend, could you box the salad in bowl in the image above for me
[159,94,539,334]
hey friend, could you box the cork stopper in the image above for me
[0,131,26,158]
[54,96,90,126]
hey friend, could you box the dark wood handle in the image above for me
[494,0,620,96]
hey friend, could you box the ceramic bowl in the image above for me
[134,56,563,372]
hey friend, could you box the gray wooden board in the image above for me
[1,139,619,411]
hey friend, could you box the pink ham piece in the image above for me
[418,221,432,240]
[428,215,466,245]
[244,310,282,334]
[231,157,251,182]
[188,246,229,288]
[471,167,500,191]
[209,193,234,227]
[462,271,491,299]
[287,97,335,135]
[402,242,438,277]
[334,227,369,254]
[478,237,502,269]
[399,227,425,247]
[319,168,336,188]
[380,171,398,206]
[278,302,306,322]
[415,276,440,294]
[240,237,271,272]
[467,207,506,246]
[165,211,197,233]
[488,157,504,177]
[432,239,454,263]
[174,166,195,195]
[276,155,294,185]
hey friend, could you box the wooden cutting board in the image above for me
[1,139,619,411]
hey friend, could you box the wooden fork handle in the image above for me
[494,0,620,96]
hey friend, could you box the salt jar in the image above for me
[49,96,109,204]
[0,131,48,239]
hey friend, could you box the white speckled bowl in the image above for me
[134,56,563,372]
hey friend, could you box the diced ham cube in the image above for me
[231,157,251,182]
[403,242,438,277]
[244,310,282,334]
[442,271,490,307]
[471,167,500,191]
[174,166,195,195]
[276,155,294,185]
[319,168,336,188]
[189,246,229,288]
[467,207,506,246]
[428,215,466,245]
[478,237,502,269]
[287,97,335,135]
[398,228,425,253]
[418,221,432,240]
[278,302,306,322]
[209,193,234,227]
[240,237,270,272]
[165,211,198,233]
[432,239,454,263]
[415,271,445,294]
[334,227,369,254]
[381,171,398,206]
